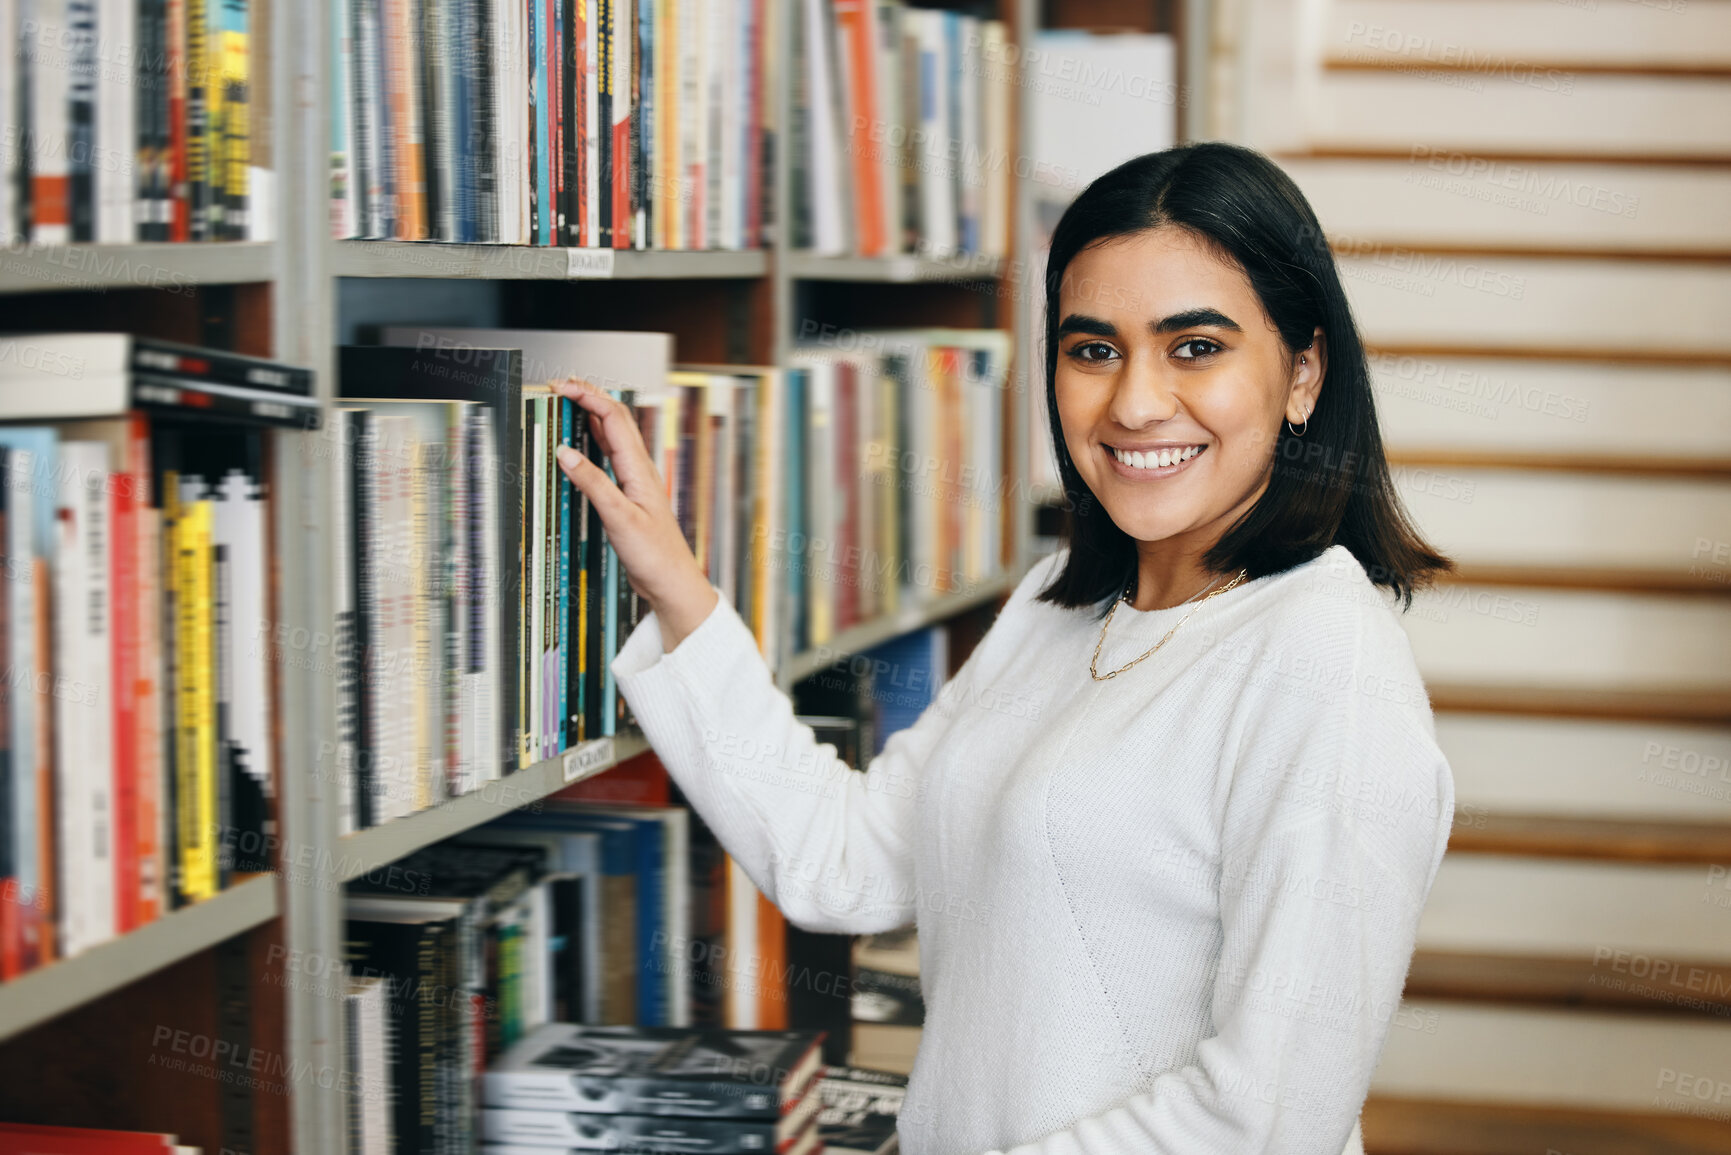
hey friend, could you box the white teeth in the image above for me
[1113,445,1201,469]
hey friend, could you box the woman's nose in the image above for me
[1106,354,1180,430]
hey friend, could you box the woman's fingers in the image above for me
[554,442,637,529]
[553,379,662,503]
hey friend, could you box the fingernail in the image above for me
[555,445,581,468]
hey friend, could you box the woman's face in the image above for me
[1053,225,1323,553]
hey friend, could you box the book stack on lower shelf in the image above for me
[330,0,775,249]
[481,1022,827,1155]
[814,1065,907,1155]
[1,0,276,244]
[0,334,312,982]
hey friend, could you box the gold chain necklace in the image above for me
[1089,568,1249,681]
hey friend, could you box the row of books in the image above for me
[329,0,776,249]
[794,0,1014,260]
[0,0,275,245]
[0,334,315,976]
[787,330,1012,652]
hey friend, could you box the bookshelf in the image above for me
[0,0,1196,1149]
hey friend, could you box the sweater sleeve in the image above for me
[610,581,1008,936]
[985,610,1454,1155]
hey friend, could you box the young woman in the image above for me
[553,142,1456,1155]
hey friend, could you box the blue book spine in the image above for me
[556,397,572,755]
[944,13,972,254]
[600,391,621,737]
[534,0,551,245]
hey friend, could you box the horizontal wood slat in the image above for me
[1428,684,1731,724]
[1363,1096,1731,1155]
[1448,813,1731,862]
[1405,950,1731,1016]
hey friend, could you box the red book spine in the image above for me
[612,118,630,249]
[109,419,143,934]
[834,0,884,256]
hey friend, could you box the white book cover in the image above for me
[330,0,356,238]
[96,0,135,241]
[528,397,545,762]
[368,414,418,822]
[584,0,600,246]
[431,0,456,241]
[56,442,115,955]
[355,0,384,237]
[980,21,1009,259]
[472,406,501,785]
[29,0,72,244]
[955,15,982,256]
[873,0,902,254]
[381,326,671,400]
[1029,31,1177,211]
[329,412,358,834]
[716,0,739,250]
[803,356,834,644]
[0,0,13,242]
[344,974,395,1155]
[214,470,273,795]
[799,0,845,255]
[910,9,953,258]
[521,883,551,1031]
[725,855,759,1029]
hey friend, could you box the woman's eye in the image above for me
[1069,341,1117,364]
[1174,338,1222,360]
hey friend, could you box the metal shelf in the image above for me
[784,251,1006,283]
[776,565,1030,688]
[0,873,279,1043]
[0,242,277,294]
[336,734,651,883]
[331,242,769,281]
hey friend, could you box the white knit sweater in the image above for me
[612,543,1454,1155]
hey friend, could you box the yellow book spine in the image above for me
[175,498,217,903]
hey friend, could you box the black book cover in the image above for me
[484,1022,828,1118]
[337,344,524,777]
[345,915,446,1155]
[348,409,378,828]
[416,0,445,239]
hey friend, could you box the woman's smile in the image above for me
[1103,441,1208,478]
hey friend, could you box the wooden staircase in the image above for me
[1219,0,1731,1146]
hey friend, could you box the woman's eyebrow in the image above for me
[1153,307,1243,334]
[1056,314,1117,337]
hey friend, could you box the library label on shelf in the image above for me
[564,736,618,783]
[566,249,617,279]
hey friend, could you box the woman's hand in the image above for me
[551,378,720,652]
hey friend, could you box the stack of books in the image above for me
[815,1065,906,1155]
[0,0,276,244]
[329,0,775,249]
[793,0,1013,261]
[481,1022,827,1153]
[0,333,313,976]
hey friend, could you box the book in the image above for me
[483,1022,826,1117]
[814,1065,906,1155]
